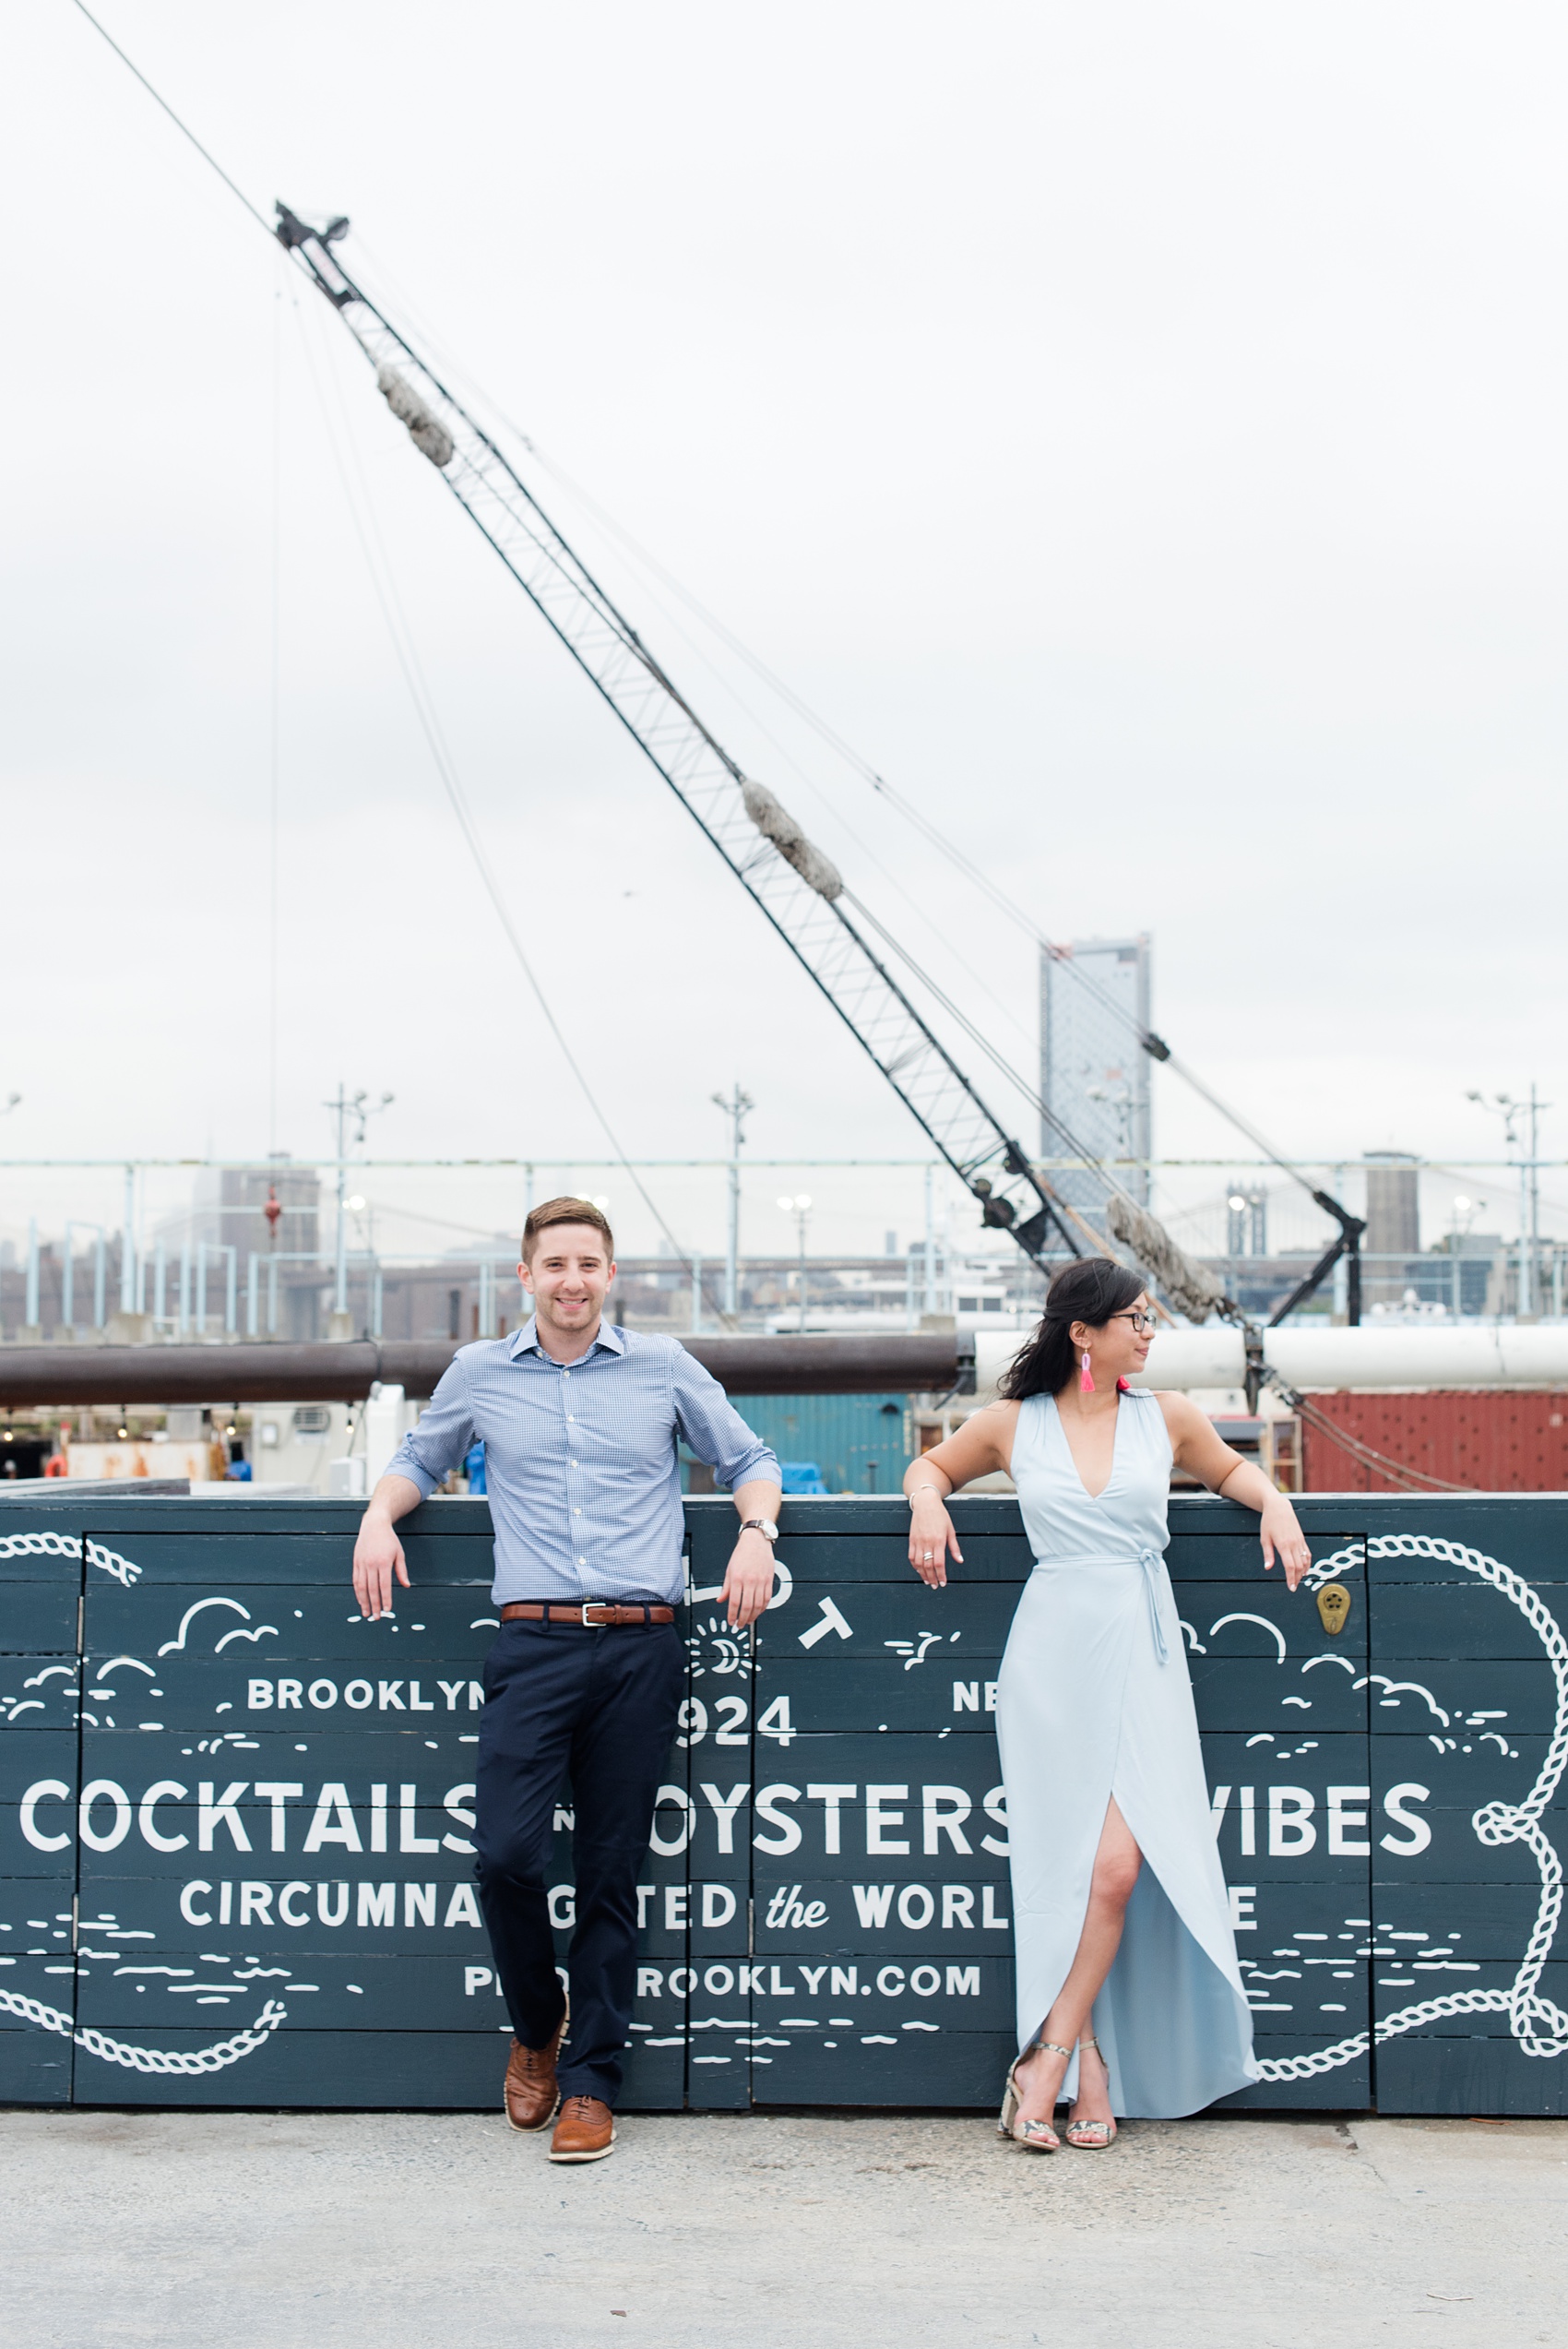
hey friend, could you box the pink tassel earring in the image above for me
[1079,1350,1095,1393]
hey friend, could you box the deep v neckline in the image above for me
[1049,1391,1122,1502]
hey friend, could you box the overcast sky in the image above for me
[4,3,1566,1258]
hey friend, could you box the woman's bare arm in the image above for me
[1158,1392,1312,1591]
[900,1402,1018,1588]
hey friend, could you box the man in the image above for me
[351,1198,780,2164]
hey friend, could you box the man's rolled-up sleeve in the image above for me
[384,1358,475,1499]
[672,1352,780,1494]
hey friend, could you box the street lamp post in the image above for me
[923,1163,938,1317]
[1467,1088,1550,1319]
[1449,1195,1473,1318]
[324,1084,394,1334]
[778,1193,812,1333]
[712,1084,754,1319]
[120,1162,137,1318]
[1527,1081,1547,1318]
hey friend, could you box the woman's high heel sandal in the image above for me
[997,2038,1072,2151]
[1063,2033,1118,2149]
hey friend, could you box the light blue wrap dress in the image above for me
[995,1386,1258,2116]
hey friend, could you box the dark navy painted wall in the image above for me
[1,1493,1562,2114]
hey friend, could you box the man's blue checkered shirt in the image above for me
[385,1317,778,1606]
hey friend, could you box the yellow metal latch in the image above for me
[1316,1582,1351,1636]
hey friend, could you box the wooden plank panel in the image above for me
[0,1585,77,1655]
[1353,1500,1568,1582]
[1217,2039,1372,2110]
[1367,1880,1555,1957]
[85,1526,495,1587]
[1170,1529,1363,1581]
[752,2025,1014,2109]
[0,2026,73,2104]
[1374,2035,1568,2117]
[760,1535,1031,1590]
[65,2024,682,2112]
[1372,1581,1568,1659]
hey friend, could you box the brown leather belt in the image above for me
[500,1602,675,1627]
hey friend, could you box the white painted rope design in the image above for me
[1255,1533,1568,2082]
[0,1987,287,2075]
[0,1531,141,1586]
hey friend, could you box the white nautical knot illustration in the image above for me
[1255,1534,1568,2081]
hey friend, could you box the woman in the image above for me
[902,1257,1311,2150]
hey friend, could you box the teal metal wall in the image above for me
[683,1391,915,1495]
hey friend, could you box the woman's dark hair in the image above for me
[997,1257,1147,1401]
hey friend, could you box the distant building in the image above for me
[1431,1229,1503,1318]
[1363,1151,1420,1305]
[1039,935,1152,1210]
[188,1158,323,1338]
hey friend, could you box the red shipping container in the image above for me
[1301,1389,1568,1493]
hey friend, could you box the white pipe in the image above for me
[973,1322,1568,1400]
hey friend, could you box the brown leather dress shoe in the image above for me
[503,2002,569,2133]
[549,2094,616,2163]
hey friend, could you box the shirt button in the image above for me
[578,1556,587,1566]
[574,1508,581,1516]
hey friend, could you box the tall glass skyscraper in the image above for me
[1039,935,1152,1213]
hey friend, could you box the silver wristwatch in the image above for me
[741,1517,779,1541]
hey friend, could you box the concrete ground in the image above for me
[3,2106,1564,2347]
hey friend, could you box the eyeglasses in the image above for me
[1109,1310,1156,1334]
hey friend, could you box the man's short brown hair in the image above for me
[521,1196,615,1265]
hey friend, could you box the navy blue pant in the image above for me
[475,1619,683,2106]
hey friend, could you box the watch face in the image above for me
[750,1518,779,1541]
